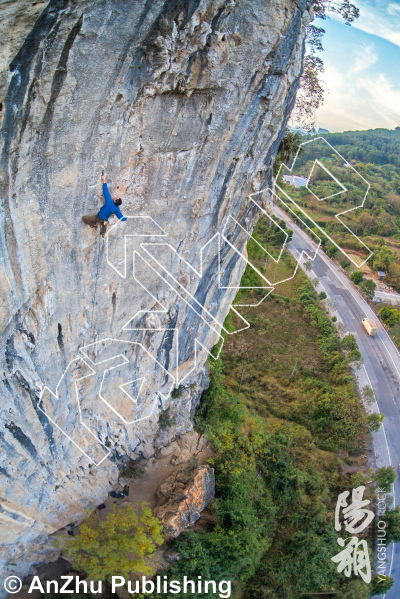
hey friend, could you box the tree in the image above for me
[359,279,376,301]
[374,466,396,492]
[339,578,370,599]
[373,246,395,271]
[350,271,363,285]
[362,386,376,405]
[304,260,312,271]
[327,244,338,258]
[312,1,360,24]
[367,412,384,432]
[347,348,363,368]
[370,574,394,595]
[387,262,400,290]
[379,305,400,327]
[62,503,163,581]
[274,129,303,175]
[292,55,325,130]
[292,1,359,129]
[380,506,400,544]
[278,130,303,165]
[341,334,357,351]
[319,291,327,300]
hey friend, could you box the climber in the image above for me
[82,172,127,237]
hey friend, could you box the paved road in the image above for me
[274,206,400,598]
[375,290,400,305]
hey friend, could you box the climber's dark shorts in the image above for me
[82,213,107,236]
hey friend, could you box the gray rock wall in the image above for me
[0,0,310,583]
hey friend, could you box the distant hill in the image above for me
[311,128,400,167]
[289,126,330,135]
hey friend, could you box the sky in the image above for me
[298,0,400,132]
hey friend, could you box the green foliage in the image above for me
[362,385,376,405]
[341,334,358,352]
[379,305,400,327]
[193,360,345,596]
[373,246,395,271]
[350,271,363,285]
[171,385,183,399]
[292,54,325,130]
[319,291,327,300]
[62,503,163,581]
[166,239,369,598]
[159,407,172,430]
[247,218,293,258]
[359,279,376,300]
[340,259,351,269]
[326,244,338,258]
[274,129,303,174]
[119,459,145,479]
[347,349,364,367]
[279,129,400,303]
[370,575,394,595]
[366,412,384,432]
[338,578,370,598]
[379,506,400,544]
[374,466,396,492]
[304,260,313,271]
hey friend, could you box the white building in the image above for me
[282,174,309,188]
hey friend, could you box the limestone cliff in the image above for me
[0,0,311,584]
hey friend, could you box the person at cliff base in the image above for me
[82,172,127,237]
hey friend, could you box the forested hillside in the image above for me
[325,128,400,169]
[278,128,400,291]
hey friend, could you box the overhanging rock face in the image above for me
[0,0,310,582]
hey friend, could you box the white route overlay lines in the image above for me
[38,356,111,466]
[276,136,373,267]
[38,138,374,466]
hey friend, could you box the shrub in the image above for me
[327,245,338,258]
[374,466,396,491]
[171,385,183,399]
[319,291,327,300]
[347,349,364,367]
[332,316,337,322]
[362,386,376,405]
[359,279,376,300]
[379,506,400,544]
[340,260,351,270]
[62,503,163,581]
[366,412,384,432]
[341,334,358,352]
[119,459,145,479]
[370,575,394,595]
[350,271,363,285]
[159,407,173,430]
[304,260,312,271]
[379,305,400,327]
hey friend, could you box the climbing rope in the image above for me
[88,226,103,343]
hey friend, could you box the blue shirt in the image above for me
[98,183,127,221]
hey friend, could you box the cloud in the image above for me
[388,2,400,16]
[361,73,400,124]
[314,65,400,132]
[350,43,378,73]
[351,2,400,48]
